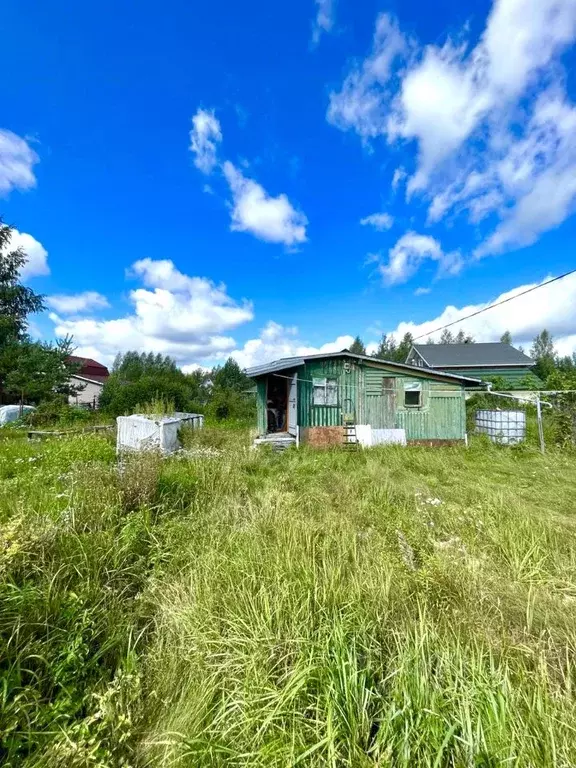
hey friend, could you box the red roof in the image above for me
[67,356,110,382]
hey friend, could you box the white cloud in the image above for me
[360,211,394,230]
[4,228,49,280]
[0,130,39,195]
[181,362,211,375]
[392,168,406,190]
[223,161,307,246]
[312,0,335,45]
[189,109,222,174]
[414,286,431,296]
[232,320,356,369]
[47,292,110,314]
[377,232,462,284]
[388,272,576,354]
[188,108,308,248]
[329,0,576,269]
[50,258,253,368]
[327,14,406,139]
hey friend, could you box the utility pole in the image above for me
[536,396,545,454]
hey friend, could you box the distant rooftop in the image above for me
[67,355,110,383]
[412,342,534,368]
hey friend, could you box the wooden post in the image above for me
[536,396,545,454]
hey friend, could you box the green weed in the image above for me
[1,431,576,765]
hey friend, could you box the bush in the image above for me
[100,376,201,417]
[204,389,255,422]
[24,400,98,428]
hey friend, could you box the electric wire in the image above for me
[412,268,576,342]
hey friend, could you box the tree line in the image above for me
[100,352,254,421]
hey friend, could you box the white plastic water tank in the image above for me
[116,413,203,454]
[475,409,526,445]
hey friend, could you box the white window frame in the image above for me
[404,381,423,408]
[312,377,338,406]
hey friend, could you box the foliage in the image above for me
[0,218,45,348]
[424,328,474,344]
[373,333,397,360]
[22,399,108,428]
[4,337,78,405]
[348,335,366,355]
[395,331,414,362]
[0,219,50,404]
[531,329,557,381]
[372,332,414,363]
[210,357,250,392]
[500,330,512,344]
[2,432,576,765]
[207,357,255,422]
[100,352,206,417]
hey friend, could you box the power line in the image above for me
[412,268,576,342]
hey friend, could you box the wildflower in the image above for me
[425,497,442,506]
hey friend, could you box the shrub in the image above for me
[204,388,255,422]
[24,400,97,428]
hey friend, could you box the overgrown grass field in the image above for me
[2,428,576,766]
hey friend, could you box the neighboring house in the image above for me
[67,356,110,408]
[406,343,542,389]
[247,350,484,449]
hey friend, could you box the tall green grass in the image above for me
[1,431,576,765]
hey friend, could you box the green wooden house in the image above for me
[406,343,542,389]
[247,351,484,449]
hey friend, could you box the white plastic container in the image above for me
[475,409,526,445]
[116,412,203,454]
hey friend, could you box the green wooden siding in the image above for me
[299,359,362,426]
[397,391,464,440]
[253,357,468,441]
[440,366,540,387]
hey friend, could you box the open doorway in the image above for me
[266,375,288,433]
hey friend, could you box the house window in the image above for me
[313,377,338,406]
[404,381,422,407]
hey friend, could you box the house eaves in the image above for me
[247,350,485,387]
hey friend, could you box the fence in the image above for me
[467,390,556,452]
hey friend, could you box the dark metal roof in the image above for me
[70,373,106,386]
[411,342,534,368]
[246,350,485,385]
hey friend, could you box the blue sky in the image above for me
[2,0,576,370]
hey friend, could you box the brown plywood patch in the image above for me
[300,427,343,447]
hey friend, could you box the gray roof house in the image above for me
[406,342,542,388]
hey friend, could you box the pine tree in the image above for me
[396,332,414,363]
[0,219,45,347]
[531,330,557,381]
[349,336,366,355]
[439,329,455,344]
[0,219,47,403]
[455,329,474,343]
[372,333,397,360]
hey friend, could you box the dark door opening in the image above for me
[266,375,288,433]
